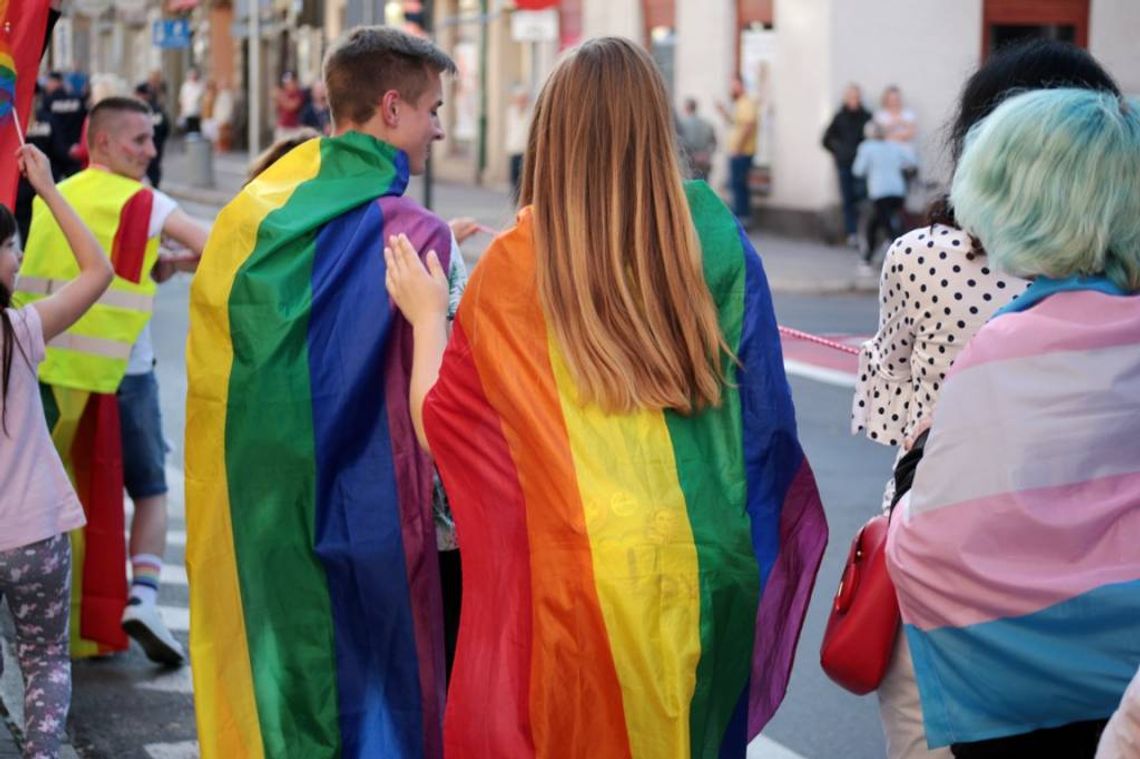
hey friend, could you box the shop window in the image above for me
[983,0,1089,57]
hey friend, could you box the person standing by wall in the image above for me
[822,83,872,247]
[178,66,204,135]
[678,97,717,182]
[717,75,759,227]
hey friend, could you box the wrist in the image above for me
[411,311,448,331]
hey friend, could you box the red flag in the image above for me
[0,0,52,209]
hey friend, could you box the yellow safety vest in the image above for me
[14,169,160,394]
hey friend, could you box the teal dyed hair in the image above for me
[950,89,1140,292]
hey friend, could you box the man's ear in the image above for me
[380,90,401,128]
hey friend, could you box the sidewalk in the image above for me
[161,141,877,295]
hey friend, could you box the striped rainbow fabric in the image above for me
[186,133,451,759]
[887,280,1140,748]
[423,182,828,757]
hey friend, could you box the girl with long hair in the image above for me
[0,145,111,757]
[385,37,827,757]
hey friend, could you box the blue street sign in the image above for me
[153,19,192,49]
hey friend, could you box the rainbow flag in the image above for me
[887,279,1140,747]
[186,133,451,758]
[0,0,51,208]
[424,183,828,757]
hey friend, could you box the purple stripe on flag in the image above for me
[748,459,829,734]
[379,196,453,759]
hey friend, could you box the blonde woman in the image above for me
[385,37,827,757]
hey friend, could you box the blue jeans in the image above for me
[118,371,168,499]
[729,154,754,222]
[836,163,865,236]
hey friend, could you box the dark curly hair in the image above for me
[927,39,1121,237]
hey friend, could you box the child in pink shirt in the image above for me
[0,144,113,758]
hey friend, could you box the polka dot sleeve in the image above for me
[851,241,913,447]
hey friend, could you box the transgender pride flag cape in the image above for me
[185,133,451,759]
[887,278,1140,748]
[424,182,828,757]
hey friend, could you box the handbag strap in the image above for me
[888,429,930,513]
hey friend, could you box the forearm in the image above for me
[409,315,448,451]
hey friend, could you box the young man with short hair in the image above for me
[187,27,465,757]
[16,96,209,665]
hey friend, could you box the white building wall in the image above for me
[1090,0,1140,96]
[674,0,735,186]
[765,0,833,212]
[582,0,642,43]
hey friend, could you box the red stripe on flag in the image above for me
[112,188,154,282]
[70,393,128,651]
[0,0,52,208]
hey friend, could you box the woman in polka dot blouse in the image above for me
[848,40,1121,759]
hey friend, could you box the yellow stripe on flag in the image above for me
[185,139,323,759]
[548,338,702,758]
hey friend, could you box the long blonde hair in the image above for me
[520,37,728,415]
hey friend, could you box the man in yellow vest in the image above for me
[16,96,208,664]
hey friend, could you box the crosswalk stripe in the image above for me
[158,604,189,632]
[137,665,194,696]
[783,358,857,388]
[748,735,809,759]
[144,739,199,757]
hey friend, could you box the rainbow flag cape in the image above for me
[0,0,51,208]
[424,183,828,757]
[888,278,1140,747]
[186,133,451,759]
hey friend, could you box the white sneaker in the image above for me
[122,599,185,666]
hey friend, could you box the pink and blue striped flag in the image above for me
[887,279,1140,747]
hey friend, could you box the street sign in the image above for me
[510,9,558,43]
[153,19,192,49]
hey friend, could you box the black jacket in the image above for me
[822,105,872,167]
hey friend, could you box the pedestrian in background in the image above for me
[874,85,917,147]
[822,83,872,247]
[853,39,1120,759]
[273,70,305,141]
[178,66,204,134]
[889,85,1140,758]
[385,36,826,756]
[41,71,86,178]
[852,120,915,274]
[300,80,332,135]
[1,145,112,759]
[718,75,759,226]
[678,96,717,182]
[504,83,531,203]
[135,82,171,189]
[17,97,209,665]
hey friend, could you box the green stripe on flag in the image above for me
[666,183,759,757]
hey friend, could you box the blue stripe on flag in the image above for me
[308,201,425,758]
[908,578,1140,748]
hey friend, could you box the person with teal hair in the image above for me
[889,87,1140,758]
[951,88,1140,294]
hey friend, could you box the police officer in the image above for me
[135,82,170,188]
[41,71,87,178]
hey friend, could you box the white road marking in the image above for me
[749,735,810,758]
[144,739,200,757]
[137,665,194,696]
[158,605,190,632]
[783,358,857,388]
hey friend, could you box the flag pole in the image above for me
[11,100,25,147]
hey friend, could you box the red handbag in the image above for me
[819,512,900,695]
